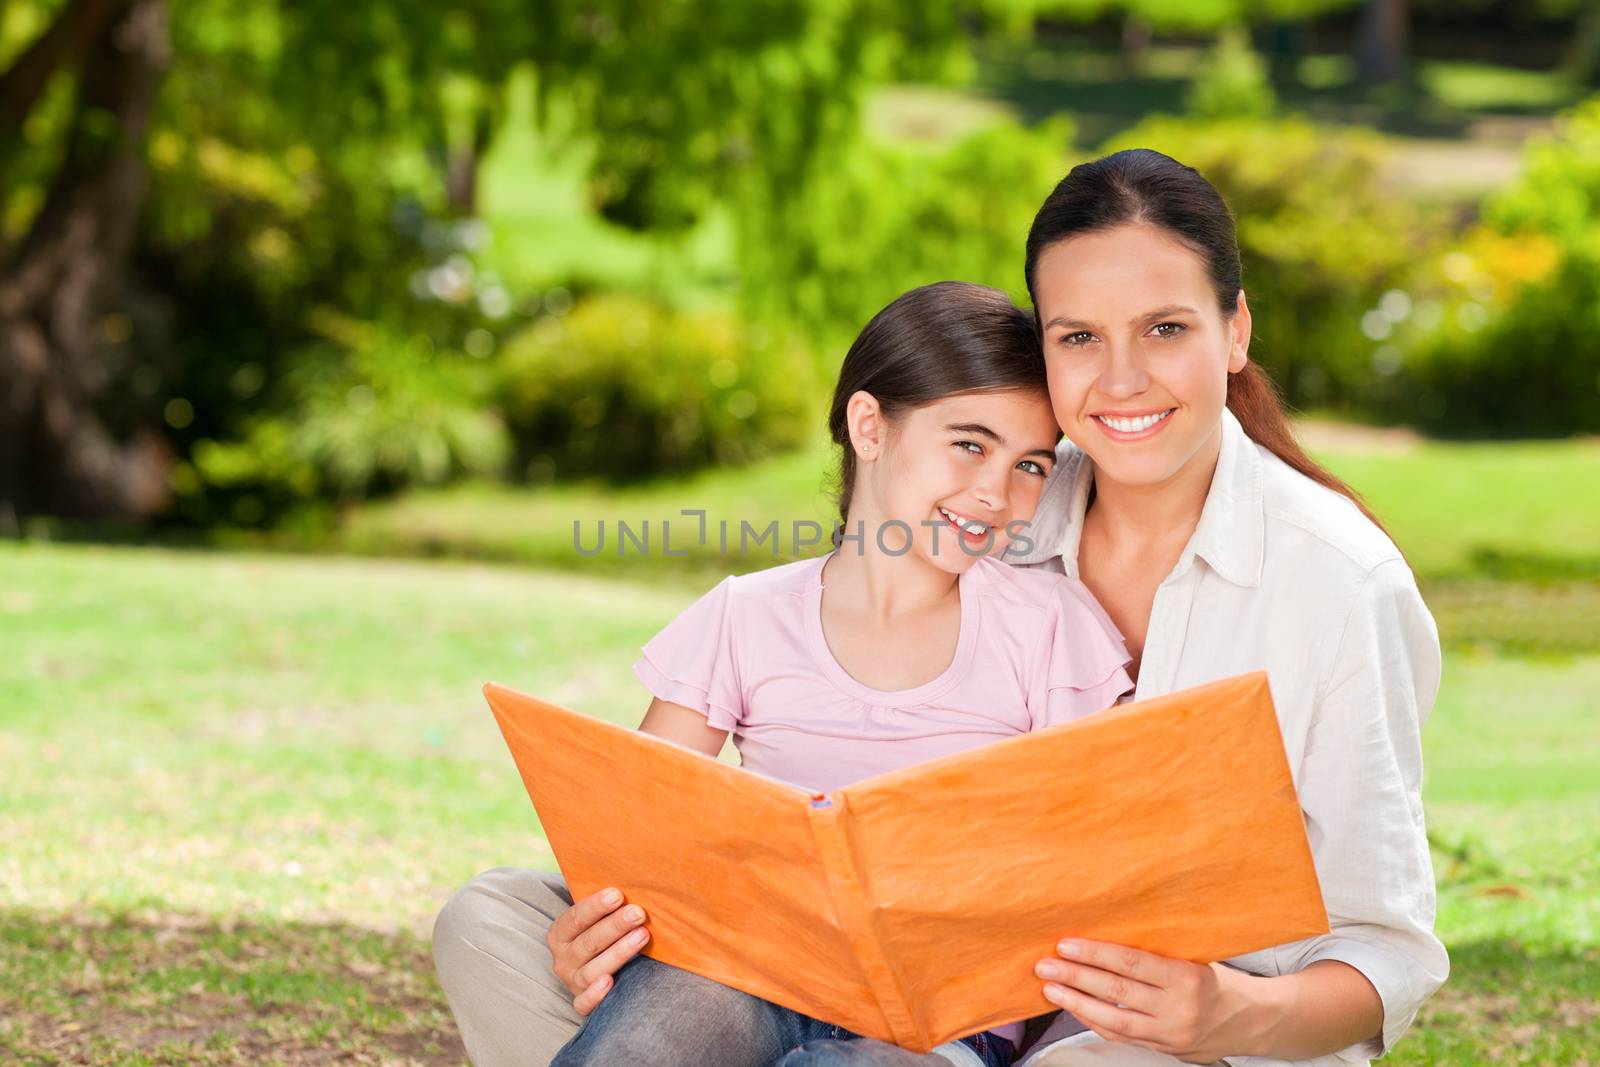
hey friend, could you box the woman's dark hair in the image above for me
[1024,148,1385,531]
[828,281,1044,527]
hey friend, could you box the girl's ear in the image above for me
[1227,290,1252,375]
[846,390,885,461]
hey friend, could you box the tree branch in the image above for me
[0,0,133,137]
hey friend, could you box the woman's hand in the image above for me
[1034,939,1267,1064]
[547,887,651,1015]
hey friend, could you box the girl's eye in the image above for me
[1060,331,1095,346]
[1152,322,1186,338]
[955,440,983,456]
[1017,459,1048,477]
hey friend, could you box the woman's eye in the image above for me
[1060,331,1095,346]
[955,440,983,455]
[1152,322,1186,338]
[1017,460,1047,477]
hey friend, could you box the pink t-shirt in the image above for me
[633,553,1132,1050]
[633,553,1134,795]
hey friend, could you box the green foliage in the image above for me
[495,295,819,482]
[1102,115,1448,409]
[1379,98,1600,435]
[1185,26,1276,119]
[739,117,1074,345]
[181,310,508,525]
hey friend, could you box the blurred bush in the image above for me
[495,295,818,482]
[181,309,508,524]
[1378,97,1600,436]
[1103,115,1449,411]
[737,118,1074,344]
[1185,27,1277,120]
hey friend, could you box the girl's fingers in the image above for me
[1035,958,1162,1013]
[551,888,625,948]
[570,922,650,993]
[571,974,613,1017]
[570,902,647,969]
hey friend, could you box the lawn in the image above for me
[2,530,1596,1063]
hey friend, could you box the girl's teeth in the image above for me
[1098,410,1172,433]
[939,507,988,534]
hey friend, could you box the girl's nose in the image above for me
[972,469,1008,514]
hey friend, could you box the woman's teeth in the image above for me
[938,507,989,535]
[1095,409,1174,433]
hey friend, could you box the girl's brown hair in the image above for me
[1024,148,1385,531]
[828,281,1044,528]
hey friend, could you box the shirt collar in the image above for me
[1013,408,1265,588]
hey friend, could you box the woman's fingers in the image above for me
[1035,957,1162,1013]
[569,921,651,996]
[1041,982,1160,1047]
[1055,939,1169,986]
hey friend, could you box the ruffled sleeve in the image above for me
[1027,577,1135,730]
[632,576,745,732]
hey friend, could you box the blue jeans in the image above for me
[551,956,1014,1067]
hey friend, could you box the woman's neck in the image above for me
[826,509,958,623]
[1085,426,1223,555]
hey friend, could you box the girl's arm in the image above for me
[638,696,729,756]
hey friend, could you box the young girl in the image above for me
[547,281,1135,1067]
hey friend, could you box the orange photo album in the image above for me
[483,671,1328,1053]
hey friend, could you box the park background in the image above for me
[2,0,1597,1063]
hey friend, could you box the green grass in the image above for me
[1,540,1597,1063]
[300,432,1600,656]
[320,434,1600,580]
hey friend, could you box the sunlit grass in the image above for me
[1,542,1596,1061]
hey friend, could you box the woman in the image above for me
[432,149,1447,1067]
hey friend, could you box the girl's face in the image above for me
[849,388,1060,573]
[1032,223,1250,491]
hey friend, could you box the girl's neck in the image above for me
[1085,424,1223,552]
[826,508,959,623]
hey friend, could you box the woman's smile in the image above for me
[1091,406,1177,442]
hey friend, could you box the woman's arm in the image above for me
[1038,559,1447,1061]
[1035,941,1382,1062]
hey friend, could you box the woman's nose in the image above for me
[1096,344,1151,398]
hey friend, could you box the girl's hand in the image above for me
[547,887,651,1015]
[1034,939,1264,1064]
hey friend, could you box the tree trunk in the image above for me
[1354,0,1408,86]
[0,0,171,520]
[1562,1,1600,87]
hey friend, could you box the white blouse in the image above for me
[1012,409,1448,1067]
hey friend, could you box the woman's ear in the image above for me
[846,390,885,461]
[1227,290,1253,374]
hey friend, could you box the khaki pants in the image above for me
[432,867,1204,1067]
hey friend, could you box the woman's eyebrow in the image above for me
[1140,304,1199,322]
[1043,305,1199,330]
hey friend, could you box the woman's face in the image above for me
[1032,222,1250,491]
[850,388,1060,573]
